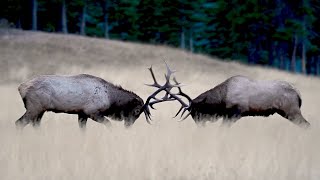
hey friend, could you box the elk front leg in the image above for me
[89,113,111,127]
[78,113,88,130]
[194,118,206,127]
[221,106,242,127]
[221,115,240,128]
[124,119,134,128]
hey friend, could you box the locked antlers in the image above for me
[172,77,193,120]
[143,62,192,122]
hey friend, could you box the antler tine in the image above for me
[178,111,191,122]
[143,107,152,124]
[173,106,184,118]
[171,77,193,119]
[173,77,181,86]
[145,66,161,88]
[143,77,169,122]
[172,77,193,103]
[180,108,188,118]
[148,91,176,110]
[173,77,180,85]
[163,91,170,99]
[149,97,175,109]
[164,61,176,83]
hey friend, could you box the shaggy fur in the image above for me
[185,76,310,128]
[16,74,144,129]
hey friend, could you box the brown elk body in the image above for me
[174,75,310,128]
[16,74,152,129]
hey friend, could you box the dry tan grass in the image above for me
[1,29,320,180]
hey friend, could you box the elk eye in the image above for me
[134,109,140,115]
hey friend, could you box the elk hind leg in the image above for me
[32,111,45,128]
[78,113,88,130]
[288,113,310,128]
[279,109,310,128]
[15,110,39,129]
[15,112,30,129]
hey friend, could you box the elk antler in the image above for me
[143,62,178,122]
[143,62,192,122]
[171,77,192,121]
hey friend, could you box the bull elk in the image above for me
[16,71,176,129]
[148,64,310,128]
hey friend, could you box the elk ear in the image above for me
[201,97,207,104]
[131,97,141,105]
[134,97,142,103]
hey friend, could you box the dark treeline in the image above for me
[1,0,320,76]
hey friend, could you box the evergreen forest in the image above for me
[1,0,320,75]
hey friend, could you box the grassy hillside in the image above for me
[1,29,320,180]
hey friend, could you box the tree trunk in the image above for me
[32,0,37,30]
[306,56,317,75]
[275,45,280,69]
[180,29,185,49]
[301,40,307,74]
[278,49,286,71]
[248,41,257,64]
[102,0,109,39]
[316,56,320,75]
[291,34,298,72]
[61,0,68,34]
[104,13,109,39]
[301,0,310,74]
[268,40,274,66]
[189,32,194,53]
[80,2,86,35]
[16,16,22,29]
[279,49,285,70]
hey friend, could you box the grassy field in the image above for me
[1,29,320,180]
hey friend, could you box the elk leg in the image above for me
[291,115,310,129]
[124,120,134,128]
[221,107,241,127]
[192,113,206,127]
[15,112,29,129]
[89,113,111,127]
[278,109,310,128]
[221,115,240,127]
[221,118,237,127]
[32,111,45,128]
[194,118,206,127]
[78,114,88,130]
[15,110,38,129]
[287,113,310,128]
[197,121,206,127]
